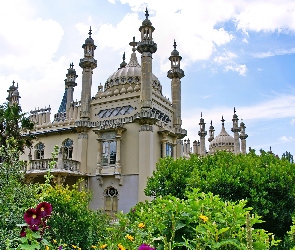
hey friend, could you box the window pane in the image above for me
[102,142,109,165]
[109,141,116,164]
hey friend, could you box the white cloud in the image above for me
[279,136,295,142]
[225,64,247,76]
[214,52,237,64]
[253,48,295,58]
[290,118,295,125]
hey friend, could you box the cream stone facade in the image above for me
[7,9,248,214]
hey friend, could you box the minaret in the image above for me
[198,112,207,156]
[65,63,78,118]
[231,107,241,154]
[79,27,97,120]
[137,8,157,110]
[119,52,127,69]
[167,40,185,128]
[239,120,248,154]
[208,120,215,142]
[7,81,21,105]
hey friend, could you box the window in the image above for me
[63,139,73,159]
[166,143,173,157]
[35,142,45,159]
[104,187,118,216]
[102,141,116,165]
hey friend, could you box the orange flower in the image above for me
[126,234,134,241]
[118,243,126,250]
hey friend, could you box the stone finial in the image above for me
[119,52,127,68]
[88,26,92,38]
[221,116,225,126]
[145,7,149,19]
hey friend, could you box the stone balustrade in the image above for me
[28,159,80,172]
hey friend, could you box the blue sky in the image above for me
[0,0,295,156]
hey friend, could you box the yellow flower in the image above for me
[45,246,49,250]
[199,214,209,223]
[118,243,126,250]
[138,222,145,228]
[78,248,81,250]
[91,246,97,249]
[126,234,134,241]
[72,245,77,249]
[100,244,107,249]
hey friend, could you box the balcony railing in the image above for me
[28,158,80,173]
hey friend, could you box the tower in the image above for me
[198,113,207,156]
[167,40,185,128]
[65,63,78,119]
[208,120,215,142]
[239,120,248,154]
[7,81,21,105]
[79,27,97,120]
[231,107,241,154]
[136,8,157,110]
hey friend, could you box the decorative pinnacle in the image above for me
[221,116,225,126]
[173,40,177,50]
[70,62,74,69]
[145,7,149,19]
[210,120,212,126]
[234,107,236,114]
[12,80,15,86]
[88,26,92,38]
[129,36,138,52]
[122,52,126,62]
[201,112,202,118]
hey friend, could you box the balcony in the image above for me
[98,165,121,175]
[26,158,82,176]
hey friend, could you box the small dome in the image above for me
[171,49,179,56]
[85,37,94,45]
[12,89,19,96]
[142,18,152,26]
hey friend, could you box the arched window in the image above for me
[35,142,45,159]
[63,139,73,159]
[103,187,118,216]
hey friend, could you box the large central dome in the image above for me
[209,123,234,153]
[102,51,162,96]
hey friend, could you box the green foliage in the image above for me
[145,151,295,239]
[0,138,38,249]
[0,103,34,159]
[102,189,278,250]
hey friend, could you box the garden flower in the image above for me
[100,244,107,249]
[118,243,126,250]
[24,208,41,231]
[58,246,63,250]
[126,234,134,241]
[138,243,155,250]
[138,222,145,228]
[45,246,49,250]
[91,246,97,248]
[199,215,209,223]
[36,202,52,218]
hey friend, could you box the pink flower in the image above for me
[138,244,155,250]
[36,202,52,218]
[24,208,40,231]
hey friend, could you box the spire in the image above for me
[167,39,184,79]
[127,37,140,67]
[7,80,20,105]
[119,52,127,68]
[88,26,92,38]
[221,116,225,126]
[145,7,149,19]
[208,120,215,142]
[137,8,157,54]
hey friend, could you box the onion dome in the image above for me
[103,37,163,96]
[209,116,234,153]
[171,40,179,56]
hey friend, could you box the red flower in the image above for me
[24,208,40,231]
[138,244,155,250]
[36,202,52,218]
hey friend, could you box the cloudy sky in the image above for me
[0,0,295,156]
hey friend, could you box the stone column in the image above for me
[140,52,153,109]
[172,139,177,160]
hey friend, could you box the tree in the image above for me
[0,103,34,162]
[145,151,295,241]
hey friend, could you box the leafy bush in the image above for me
[145,151,295,239]
[102,189,279,249]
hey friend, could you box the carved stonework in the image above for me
[78,133,88,139]
[140,125,153,131]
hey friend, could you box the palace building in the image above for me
[7,9,248,214]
